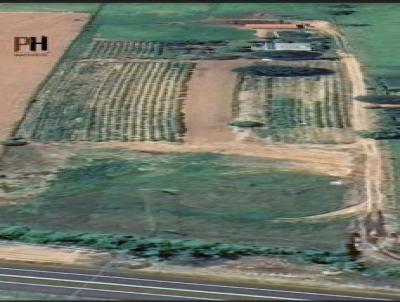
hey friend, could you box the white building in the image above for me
[251,42,312,51]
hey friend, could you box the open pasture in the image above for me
[0,150,350,250]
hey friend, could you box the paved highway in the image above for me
[0,262,396,300]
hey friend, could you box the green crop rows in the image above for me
[18,61,195,142]
[84,40,165,59]
[232,61,354,143]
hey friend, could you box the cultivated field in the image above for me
[18,61,195,142]
[231,60,355,144]
[84,40,165,59]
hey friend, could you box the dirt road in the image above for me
[105,140,354,178]
[313,21,391,248]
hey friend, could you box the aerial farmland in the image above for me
[0,3,400,299]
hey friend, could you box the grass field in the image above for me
[0,149,349,250]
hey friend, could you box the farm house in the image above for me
[251,41,312,51]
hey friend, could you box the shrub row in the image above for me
[358,130,400,140]
[0,226,365,271]
[232,65,335,77]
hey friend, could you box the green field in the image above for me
[0,148,349,251]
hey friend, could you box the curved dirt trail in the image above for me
[315,22,389,247]
[342,54,384,216]
[273,202,367,223]
[275,21,384,223]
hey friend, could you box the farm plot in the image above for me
[18,61,195,142]
[84,40,165,59]
[231,60,355,144]
[82,39,246,60]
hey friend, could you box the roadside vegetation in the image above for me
[0,225,365,272]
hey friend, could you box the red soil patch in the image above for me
[0,12,89,150]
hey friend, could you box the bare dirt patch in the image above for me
[0,241,111,266]
[104,140,356,178]
[184,59,254,144]
[0,12,89,151]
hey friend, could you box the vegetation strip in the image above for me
[0,226,364,270]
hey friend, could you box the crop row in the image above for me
[18,61,195,142]
[232,61,354,143]
[84,40,165,59]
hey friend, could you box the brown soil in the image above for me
[0,12,89,153]
[0,241,111,266]
[104,140,356,178]
[274,202,367,223]
[307,20,340,37]
[184,59,253,144]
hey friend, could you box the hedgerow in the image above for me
[0,225,364,271]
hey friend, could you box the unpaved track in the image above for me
[0,12,89,152]
[312,21,392,252]
[269,21,384,223]
[105,140,354,177]
[274,202,367,223]
[343,52,384,217]
[342,55,371,131]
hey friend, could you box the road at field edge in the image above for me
[0,261,396,301]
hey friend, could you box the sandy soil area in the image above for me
[341,55,372,131]
[0,241,111,266]
[0,12,89,152]
[104,140,355,178]
[184,59,253,144]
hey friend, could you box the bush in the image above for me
[232,65,335,77]
[0,225,363,271]
[358,130,400,140]
[245,51,323,61]
[356,95,400,104]
[0,226,29,239]
[229,120,265,127]
[1,139,28,146]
